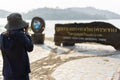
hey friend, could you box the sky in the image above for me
[0,0,120,14]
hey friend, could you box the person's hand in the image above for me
[2,31,9,36]
[24,23,29,35]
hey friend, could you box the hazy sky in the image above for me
[0,0,120,14]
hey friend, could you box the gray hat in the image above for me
[5,13,28,30]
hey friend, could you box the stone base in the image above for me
[31,33,45,44]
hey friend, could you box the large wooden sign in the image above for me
[31,17,45,44]
[54,22,120,50]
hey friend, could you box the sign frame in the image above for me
[31,17,45,33]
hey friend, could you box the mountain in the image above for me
[0,10,11,18]
[0,7,120,20]
[23,7,120,20]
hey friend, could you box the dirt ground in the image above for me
[29,37,117,80]
[30,49,91,80]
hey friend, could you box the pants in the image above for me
[4,75,29,80]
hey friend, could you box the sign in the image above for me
[31,17,45,44]
[31,17,45,33]
[54,22,120,50]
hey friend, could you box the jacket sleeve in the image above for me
[0,34,2,49]
[15,32,33,52]
[24,34,33,52]
[21,33,33,52]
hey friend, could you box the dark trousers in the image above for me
[4,75,29,80]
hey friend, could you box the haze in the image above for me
[0,0,120,14]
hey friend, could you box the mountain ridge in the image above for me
[0,7,120,20]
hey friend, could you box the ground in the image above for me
[0,38,120,80]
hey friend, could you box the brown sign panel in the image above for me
[31,17,45,44]
[31,17,45,33]
[54,22,120,50]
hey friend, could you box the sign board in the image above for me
[31,17,45,33]
[31,17,45,44]
[54,22,120,50]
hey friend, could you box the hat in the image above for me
[5,13,28,30]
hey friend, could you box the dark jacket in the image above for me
[0,30,33,77]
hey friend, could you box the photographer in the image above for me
[0,13,33,80]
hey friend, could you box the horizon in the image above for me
[1,7,120,16]
[0,0,120,15]
[1,6,118,13]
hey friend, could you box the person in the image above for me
[0,13,33,80]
